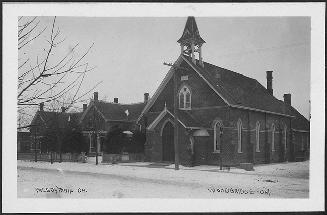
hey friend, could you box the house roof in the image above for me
[30,111,82,129]
[183,56,294,116]
[177,16,205,45]
[287,106,310,131]
[86,100,146,122]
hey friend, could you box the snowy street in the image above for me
[17,160,309,198]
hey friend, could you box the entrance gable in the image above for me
[146,107,187,131]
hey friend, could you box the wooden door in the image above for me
[162,121,175,162]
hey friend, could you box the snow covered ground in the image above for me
[17,159,309,198]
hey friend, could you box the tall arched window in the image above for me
[284,126,287,152]
[255,121,260,152]
[214,121,222,153]
[271,124,275,152]
[237,119,242,153]
[179,86,191,110]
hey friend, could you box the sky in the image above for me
[21,16,311,119]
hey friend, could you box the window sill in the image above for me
[212,151,220,154]
[237,151,243,154]
[179,108,191,111]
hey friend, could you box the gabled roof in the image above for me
[137,56,184,122]
[30,111,82,130]
[80,100,146,123]
[146,107,202,130]
[137,54,294,123]
[183,56,294,116]
[287,105,310,131]
[177,16,205,45]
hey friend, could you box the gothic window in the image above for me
[179,86,191,110]
[271,124,275,152]
[214,121,222,153]
[256,121,260,152]
[284,126,287,152]
[237,119,242,153]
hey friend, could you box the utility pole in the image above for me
[58,112,62,163]
[34,129,37,162]
[164,62,190,170]
[173,66,179,170]
[93,104,98,165]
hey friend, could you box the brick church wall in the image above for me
[149,61,226,114]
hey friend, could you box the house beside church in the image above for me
[78,92,147,155]
[29,103,82,153]
[136,16,310,166]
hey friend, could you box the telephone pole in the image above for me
[93,104,98,165]
[164,62,190,170]
[34,129,37,162]
[173,66,179,170]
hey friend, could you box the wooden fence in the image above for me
[102,153,144,163]
[17,152,87,163]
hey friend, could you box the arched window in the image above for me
[284,126,287,152]
[255,121,260,152]
[237,119,242,153]
[213,121,222,153]
[271,124,275,152]
[179,86,191,109]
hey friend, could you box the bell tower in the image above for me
[177,16,205,67]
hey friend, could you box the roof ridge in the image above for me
[202,60,258,82]
[97,100,145,106]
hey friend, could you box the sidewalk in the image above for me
[17,159,309,196]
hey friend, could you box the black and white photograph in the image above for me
[2,2,325,213]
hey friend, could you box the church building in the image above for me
[137,16,310,166]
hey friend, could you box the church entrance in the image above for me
[162,121,175,162]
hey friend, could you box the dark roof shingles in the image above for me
[184,56,293,116]
[95,101,146,121]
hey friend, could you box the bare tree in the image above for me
[18,16,101,129]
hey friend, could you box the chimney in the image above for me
[83,104,87,112]
[39,102,44,111]
[284,93,291,106]
[144,93,149,103]
[94,92,98,101]
[266,71,273,95]
[61,107,65,113]
[114,98,118,103]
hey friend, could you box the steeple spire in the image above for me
[177,16,205,67]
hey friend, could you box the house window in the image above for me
[237,119,242,153]
[256,121,260,152]
[213,121,222,153]
[301,135,304,151]
[179,86,191,110]
[271,124,275,152]
[284,126,287,152]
